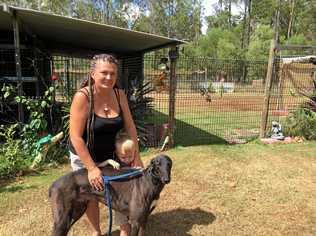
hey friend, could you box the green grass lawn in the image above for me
[146,109,263,145]
[0,141,315,235]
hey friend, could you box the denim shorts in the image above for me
[69,151,86,171]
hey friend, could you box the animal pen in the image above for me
[50,45,316,147]
[1,5,315,148]
[142,43,316,146]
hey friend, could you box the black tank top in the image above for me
[69,89,124,163]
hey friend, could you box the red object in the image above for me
[51,72,59,81]
[272,110,289,116]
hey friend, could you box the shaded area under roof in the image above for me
[0,5,185,56]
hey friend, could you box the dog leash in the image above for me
[102,169,143,236]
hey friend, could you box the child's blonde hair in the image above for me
[115,130,134,152]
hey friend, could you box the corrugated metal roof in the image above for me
[0,5,185,56]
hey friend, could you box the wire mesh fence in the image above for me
[267,47,316,135]
[53,56,90,103]
[1,49,314,147]
[143,54,270,146]
[143,53,315,146]
[0,48,47,123]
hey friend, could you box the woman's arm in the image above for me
[69,90,103,190]
[119,89,144,168]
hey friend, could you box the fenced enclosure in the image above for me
[0,48,51,96]
[143,55,269,146]
[0,48,50,123]
[53,56,90,103]
[143,52,316,147]
[266,45,316,137]
[1,49,314,147]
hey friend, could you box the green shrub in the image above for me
[283,108,316,140]
[284,76,316,140]
[0,124,30,178]
[0,85,69,178]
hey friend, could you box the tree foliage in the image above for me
[189,0,315,59]
[3,0,316,59]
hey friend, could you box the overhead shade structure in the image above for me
[0,4,185,56]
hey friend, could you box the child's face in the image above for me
[116,147,134,165]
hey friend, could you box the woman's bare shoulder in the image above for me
[71,88,89,109]
[73,87,89,100]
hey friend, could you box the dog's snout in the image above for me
[162,177,170,184]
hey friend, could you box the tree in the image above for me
[143,0,202,40]
[246,24,273,60]
[184,27,242,59]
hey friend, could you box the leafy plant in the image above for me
[300,78,316,112]
[16,87,56,157]
[0,124,30,178]
[283,108,316,140]
[0,85,66,175]
[283,77,316,140]
[128,82,154,146]
[61,103,71,139]
[1,84,18,123]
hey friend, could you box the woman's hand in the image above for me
[87,166,104,191]
[131,149,144,168]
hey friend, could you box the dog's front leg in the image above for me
[130,221,140,236]
[130,219,147,236]
[138,224,146,236]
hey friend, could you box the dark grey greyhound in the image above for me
[48,154,172,236]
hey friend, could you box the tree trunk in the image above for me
[219,0,223,12]
[241,0,248,49]
[287,0,295,39]
[246,0,252,47]
[228,0,232,27]
[105,0,110,24]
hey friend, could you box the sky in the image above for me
[201,0,217,34]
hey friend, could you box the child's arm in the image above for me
[98,159,120,169]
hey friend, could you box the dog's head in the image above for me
[149,154,172,184]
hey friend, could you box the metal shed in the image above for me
[0,4,184,145]
[0,5,183,55]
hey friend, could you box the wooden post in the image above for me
[260,39,276,138]
[12,10,24,122]
[168,46,178,148]
[276,64,285,111]
[65,59,70,101]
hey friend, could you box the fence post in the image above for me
[65,59,70,102]
[12,10,24,122]
[260,39,276,138]
[168,46,179,147]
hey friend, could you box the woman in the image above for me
[69,54,143,236]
